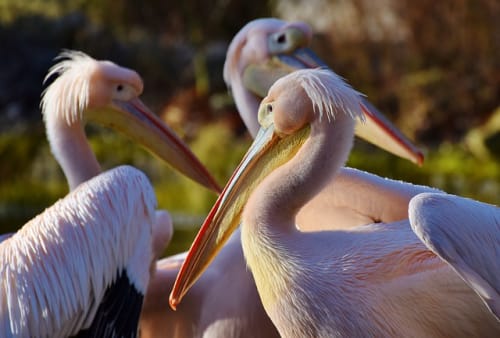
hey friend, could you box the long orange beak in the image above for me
[242,47,424,166]
[87,97,221,193]
[170,120,308,308]
[169,75,423,307]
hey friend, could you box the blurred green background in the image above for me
[0,0,498,256]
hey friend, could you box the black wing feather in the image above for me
[72,269,144,338]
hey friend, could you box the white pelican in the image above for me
[140,171,443,338]
[41,51,220,192]
[224,18,423,165]
[222,17,427,231]
[170,69,500,336]
[140,19,430,337]
[0,51,220,336]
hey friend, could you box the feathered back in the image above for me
[41,51,97,125]
[285,68,365,123]
[0,165,156,336]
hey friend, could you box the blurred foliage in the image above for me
[0,0,498,255]
[0,0,272,37]
[281,0,500,145]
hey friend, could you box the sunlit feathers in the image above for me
[0,166,155,336]
[41,50,142,126]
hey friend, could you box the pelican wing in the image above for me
[410,193,500,320]
[74,270,143,338]
[0,166,156,336]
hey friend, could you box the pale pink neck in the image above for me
[230,74,261,137]
[243,115,355,234]
[46,116,101,190]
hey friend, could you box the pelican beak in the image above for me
[87,97,221,193]
[169,122,310,309]
[242,48,424,166]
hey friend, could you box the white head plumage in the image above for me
[41,51,96,125]
[281,68,366,123]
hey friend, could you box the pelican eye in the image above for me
[269,30,295,54]
[269,27,308,55]
[276,33,286,44]
[258,102,274,127]
[116,84,124,92]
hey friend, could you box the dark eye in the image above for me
[276,33,286,44]
[117,84,124,92]
[267,104,273,113]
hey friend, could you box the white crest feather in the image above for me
[41,50,97,126]
[292,68,366,123]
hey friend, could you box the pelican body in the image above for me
[141,167,446,338]
[0,51,219,336]
[171,69,500,336]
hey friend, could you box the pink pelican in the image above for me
[223,17,427,231]
[224,18,423,164]
[0,51,220,336]
[170,69,500,336]
[140,19,429,337]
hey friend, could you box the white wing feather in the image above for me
[0,165,156,336]
[410,193,500,320]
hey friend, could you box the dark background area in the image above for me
[1,0,498,141]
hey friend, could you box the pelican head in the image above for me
[224,18,423,165]
[170,69,397,308]
[42,50,220,192]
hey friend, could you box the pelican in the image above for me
[140,173,443,338]
[222,17,427,231]
[41,51,220,192]
[140,19,430,337]
[224,18,423,163]
[170,69,500,336]
[0,51,220,336]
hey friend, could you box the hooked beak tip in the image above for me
[168,294,179,311]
